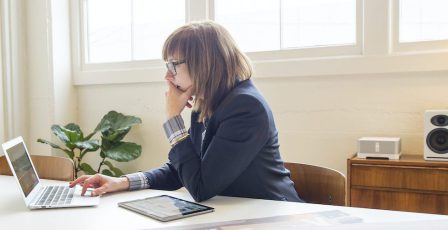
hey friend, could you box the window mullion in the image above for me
[279,0,283,50]
[187,0,210,22]
[130,0,134,61]
[84,0,91,64]
[363,0,391,55]
[208,0,214,20]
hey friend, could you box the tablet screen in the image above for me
[118,195,214,221]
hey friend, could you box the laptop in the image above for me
[2,136,100,209]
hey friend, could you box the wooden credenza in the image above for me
[347,154,448,214]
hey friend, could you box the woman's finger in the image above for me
[69,175,90,188]
[91,184,108,197]
[80,174,100,196]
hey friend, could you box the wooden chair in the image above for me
[0,155,75,181]
[284,162,346,206]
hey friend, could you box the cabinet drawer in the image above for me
[351,188,448,214]
[351,164,448,192]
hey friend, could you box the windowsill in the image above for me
[73,51,448,86]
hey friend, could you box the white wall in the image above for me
[26,0,54,154]
[257,72,448,174]
[76,71,448,175]
[26,0,76,156]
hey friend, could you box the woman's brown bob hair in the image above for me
[162,21,253,122]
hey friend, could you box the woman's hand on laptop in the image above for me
[69,174,130,196]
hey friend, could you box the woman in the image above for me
[70,21,303,203]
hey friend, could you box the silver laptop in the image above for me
[2,136,100,209]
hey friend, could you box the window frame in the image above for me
[391,0,448,53]
[71,0,179,84]
[71,0,448,86]
[71,0,363,85]
[209,0,363,60]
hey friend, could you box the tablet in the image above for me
[118,195,214,222]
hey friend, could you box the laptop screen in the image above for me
[5,142,39,197]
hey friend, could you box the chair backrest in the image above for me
[0,155,75,181]
[284,162,346,206]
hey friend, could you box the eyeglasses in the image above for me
[165,60,186,76]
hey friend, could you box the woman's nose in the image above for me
[165,71,174,81]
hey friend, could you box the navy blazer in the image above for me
[143,79,303,202]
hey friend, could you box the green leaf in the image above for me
[101,127,130,142]
[51,125,80,150]
[100,138,112,158]
[101,169,114,177]
[51,125,70,143]
[80,163,97,175]
[104,161,124,177]
[37,138,74,158]
[73,139,100,151]
[64,123,84,141]
[95,111,141,135]
[49,123,94,151]
[104,142,141,162]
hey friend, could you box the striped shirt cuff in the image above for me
[124,172,150,191]
[163,115,189,146]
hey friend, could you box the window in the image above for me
[399,0,448,43]
[84,0,185,63]
[214,0,356,53]
[71,0,448,85]
[81,0,358,65]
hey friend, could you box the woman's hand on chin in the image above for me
[165,81,193,119]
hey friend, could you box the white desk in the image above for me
[1,175,447,230]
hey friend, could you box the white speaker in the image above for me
[357,137,401,160]
[424,110,448,161]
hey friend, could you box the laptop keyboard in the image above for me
[33,186,75,206]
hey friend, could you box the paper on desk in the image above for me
[151,210,363,230]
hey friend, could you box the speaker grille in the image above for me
[426,128,448,154]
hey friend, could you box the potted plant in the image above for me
[38,110,142,178]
